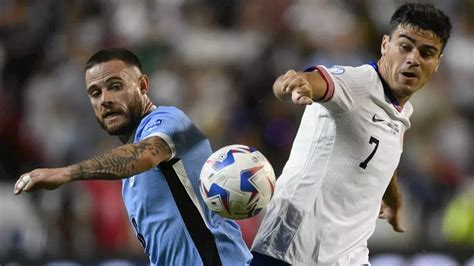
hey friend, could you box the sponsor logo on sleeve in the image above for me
[144,119,163,133]
[328,66,345,75]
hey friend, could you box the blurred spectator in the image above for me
[0,182,46,259]
[443,180,474,246]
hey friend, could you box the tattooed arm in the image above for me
[69,136,171,180]
[14,136,171,194]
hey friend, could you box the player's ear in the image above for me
[381,35,390,56]
[139,74,149,94]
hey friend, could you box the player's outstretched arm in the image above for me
[14,136,171,195]
[273,69,328,106]
[379,173,406,233]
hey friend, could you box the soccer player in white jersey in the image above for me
[251,3,452,266]
[13,48,252,265]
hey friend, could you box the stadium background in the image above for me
[0,0,472,265]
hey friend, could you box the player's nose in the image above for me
[406,50,421,67]
[99,90,114,106]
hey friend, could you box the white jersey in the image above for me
[252,64,413,265]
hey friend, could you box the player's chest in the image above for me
[335,102,407,159]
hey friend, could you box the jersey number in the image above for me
[359,136,379,169]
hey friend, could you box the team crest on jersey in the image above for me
[328,66,345,75]
[144,119,163,133]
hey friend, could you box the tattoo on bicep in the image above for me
[70,137,171,180]
[140,136,172,159]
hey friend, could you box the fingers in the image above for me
[14,171,40,194]
[390,220,406,233]
[389,215,406,233]
[392,224,406,233]
[14,174,32,195]
[282,70,298,85]
[379,208,405,232]
[282,71,305,93]
[290,89,312,106]
[281,70,313,105]
[299,96,313,106]
[378,203,388,219]
[379,206,406,233]
[22,176,37,192]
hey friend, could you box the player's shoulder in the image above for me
[138,106,188,133]
[402,101,414,119]
[143,105,190,122]
[325,64,377,80]
[154,105,186,117]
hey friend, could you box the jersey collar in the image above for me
[368,61,403,112]
[124,105,157,144]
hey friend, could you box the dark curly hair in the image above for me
[390,2,452,51]
[85,48,143,73]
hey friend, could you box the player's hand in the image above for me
[379,200,405,233]
[280,70,313,106]
[14,168,71,195]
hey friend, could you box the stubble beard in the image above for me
[97,96,143,136]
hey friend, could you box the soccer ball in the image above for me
[199,144,276,220]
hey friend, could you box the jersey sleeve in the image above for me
[137,108,187,160]
[309,65,377,114]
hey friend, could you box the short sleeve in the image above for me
[310,64,377,114]
[137,108,187,160]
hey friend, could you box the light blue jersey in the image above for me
[122,106,252,266]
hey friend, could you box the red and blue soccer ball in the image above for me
[199,144,276,220]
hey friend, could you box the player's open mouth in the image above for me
[103,111,122,119]
[401,72,417,79]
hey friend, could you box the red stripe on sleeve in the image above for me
[314,66,335,102]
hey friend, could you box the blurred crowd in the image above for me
[0,0,473,263]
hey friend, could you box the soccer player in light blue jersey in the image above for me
[14,48,252,265]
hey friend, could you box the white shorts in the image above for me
[333,246,370,266]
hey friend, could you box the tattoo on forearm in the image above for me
[70,137,171,180]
